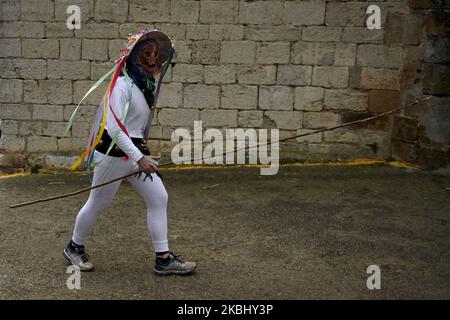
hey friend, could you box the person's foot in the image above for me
[63,240,94,272]
[154,252,196,276]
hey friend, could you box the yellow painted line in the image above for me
[158,158,421,171]
[0,172,30,179]
[0,158,421,179]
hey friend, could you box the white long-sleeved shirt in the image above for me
[104,76,151,162]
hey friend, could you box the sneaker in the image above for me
[154,252,196,276]
[63,241,94,272]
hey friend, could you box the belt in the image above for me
[95,130,150,157]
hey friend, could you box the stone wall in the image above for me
[0,0,449,169]
[393,0,450,170]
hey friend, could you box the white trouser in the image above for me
[72,151,169,252]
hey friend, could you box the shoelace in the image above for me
[170,252,185,266]
[158,252,184,266]
[71,245,90,264]
[80,252,90,263]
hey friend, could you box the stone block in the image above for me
[323,129,359,143]
[0,0,20,21]
[277,65,312,85]
[294,86,323,111]
[200,0,238,24]
[342,27,383,44]
[335,43,357,66]
[183,84,220,109]
[172,40,191,63]
[264,111,302,130]
[154,23,187,40]
[291,42,335,65]
[201,109,237,127]
[210,24,243,40]
[325,2,367,27]
[33,104,64,121]
[424,38,450,64]
[21,0,54,21]
[221,85,258,110]
[323,89,368,111]
[0,79,22,103]
[158,108,199,127]
[259,86,294,111]
[60,39,81,60]
[220,41,256,64]
[57,137,85,152]
[19,120,42,136]
[303,112,339,129]
[1,59,47,80]
[129,0,170,22]
[45,22,74,38]
[238,111,263,128]
[340,111,388,131]
[368,90,401,113]
[239,1,283,25]
[391,141,418,164]
[191,40,221,64]
[186,25,209,40]
[423,63,450,95]
[22,39,59,58]
[256,42,290,64]
[28,136,58,152]
[0,104,32,120]
[47,60,90,80]
[244,25,302,41]
[0,135,25,152]
[357,44,403,69]
[0,39,21,57]
[0,119,18,135]
[0,21,45,37]
[384,13,423,46]
[171,0,199,23]
[302,26,342,42]
[360,68,400,90]
[205,65,236,84]
[42,121,68,137]
[75,23,119,39]
[312,66,349,88]
[283,1,326,26]
[392,116,419,143]
[237,65,276,85]
[296,129,322,143]
[95,0,128,23]
[172,64,203,83]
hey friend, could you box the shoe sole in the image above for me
[63,249,94,272]
[153,266,197,276]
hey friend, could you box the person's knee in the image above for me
[157,189,169,207]
[147,189,168,210]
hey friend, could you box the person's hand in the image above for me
[137,157,158,174]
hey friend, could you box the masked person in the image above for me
[63,29,196,276]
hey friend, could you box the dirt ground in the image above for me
[0,164,449,299]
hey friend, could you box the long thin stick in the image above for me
[9,96,431,209]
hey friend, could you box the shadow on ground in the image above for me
[0,164,449,299]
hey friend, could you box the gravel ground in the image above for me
[0,164,449,299]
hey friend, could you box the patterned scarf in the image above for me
[125,38,160,109]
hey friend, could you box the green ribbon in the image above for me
[63,64,118,137]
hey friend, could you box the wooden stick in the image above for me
[9,96,431,209]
